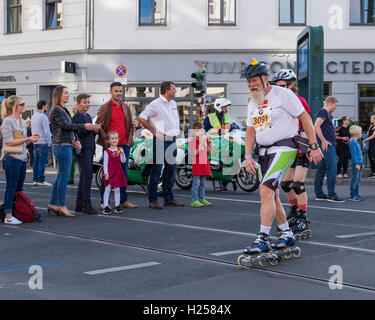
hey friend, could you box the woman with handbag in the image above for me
[48,86,100,217]
[1,96,40,225]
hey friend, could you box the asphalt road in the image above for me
[1,170,375,301]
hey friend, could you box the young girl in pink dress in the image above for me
[102,131,127,214]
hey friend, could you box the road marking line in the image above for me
[336,231,375,239]
[210,249,244,256]
[84,262,161,275]
[98,215,375,255]
[175,194,375,215]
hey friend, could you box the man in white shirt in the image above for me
[241,59,323,260]
[139,81,185,209]
[31,100,52,186]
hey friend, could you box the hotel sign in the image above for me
[0,76,16,82]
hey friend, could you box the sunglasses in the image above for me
[278,84,287,88]
[18,103,25,107]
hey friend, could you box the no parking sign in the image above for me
[114,64,128,85]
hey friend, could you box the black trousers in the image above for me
[368,143,375,174]
[336,143,349,174]
[76,148,95,206]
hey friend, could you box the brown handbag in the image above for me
[3,130,24,154]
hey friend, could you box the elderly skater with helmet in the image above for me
[241,59,322,262]
[271,69,313,240]
[203,98,237,191]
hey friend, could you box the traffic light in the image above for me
[191,70,206,95]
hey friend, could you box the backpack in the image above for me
[13,191,41,223]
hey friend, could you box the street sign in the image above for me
[114,77,128,85]
[115,64,128,78]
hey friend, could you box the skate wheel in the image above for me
[237,255,247,268]
[268,257,279,266]
[306,230,312,238]
[283,249,292,260]
[292,247,302,258]
[258,256,267,267]
[295,233,301,240]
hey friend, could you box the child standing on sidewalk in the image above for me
[349,126,364,201]
[189,122,212,208]
[103,131,127,214]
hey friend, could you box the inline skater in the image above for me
[272,69,312,239]
[241,59,322,263]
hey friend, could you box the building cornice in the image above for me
[0,48,375,61]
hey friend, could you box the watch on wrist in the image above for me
[309,142,319,150]
[245,155,253,160]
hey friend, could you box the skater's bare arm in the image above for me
[298,112,323,164]
[245,126,257,174]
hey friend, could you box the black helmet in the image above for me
[241,59,269,79]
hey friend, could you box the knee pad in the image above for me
[281,180,293,193]
[292,181,306,195]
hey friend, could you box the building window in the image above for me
[46,0,63,29]
[324,82,332,99]
[139,0,167,25]
[208,0,236,25]
[279,0,306,26]
[7,0,22,34]
[350,0,375,25]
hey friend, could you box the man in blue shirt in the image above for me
[313,96,344,203]
[31,100,52,186]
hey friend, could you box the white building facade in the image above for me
[0,0,375,129]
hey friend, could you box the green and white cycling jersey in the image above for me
[257,146,298,191]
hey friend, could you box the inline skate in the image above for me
[237,233,279,268]
[292,209,312,240]
[271,230,302,260]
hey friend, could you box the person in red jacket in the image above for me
[272,69,312,239]
[189,122,212,208]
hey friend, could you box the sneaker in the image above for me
[102,206,112,215]
[327,195,345,203]
[4,216,22,225]
[349,196,361,201]
[356,195,364,201]
[343,174,349,178]
[114,206,123,214]
[38,181,52,186]
[32,181,38,186]
[100,203,112,210]
[315,194,328,201]
[200,199,212,206]
[191,200,204,208]
[336,174,343,178]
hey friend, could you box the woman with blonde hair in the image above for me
[1,96,40,225]
[48,86,100,217]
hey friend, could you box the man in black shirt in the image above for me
[314,96,345,203]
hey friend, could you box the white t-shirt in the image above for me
[139,96,180,137]
[246,86,305,146]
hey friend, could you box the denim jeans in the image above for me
[50,145,72,207]
[314,144,337,197]
[148,138,176,203]
[350,165,362,197]
[32,144,49,183]
[100,144,130,204]
[191,176,206,202]
[76,148,94,205]
[2,157,26,214]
